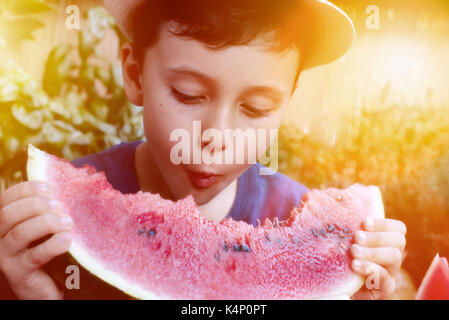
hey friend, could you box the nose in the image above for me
[200,107,232,154]
[201,139,225,151]
[201,124,228,153]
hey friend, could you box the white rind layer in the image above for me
[27,144,165,300]
[26,144,385,300]
[27,144,49,183]
[69,241,165,299]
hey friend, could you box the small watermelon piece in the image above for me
[415,254,449,300]
[26,145,385,300]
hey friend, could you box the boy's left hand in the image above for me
[349,218,407,300]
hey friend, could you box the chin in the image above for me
[180,181,225,205]
[184,187,217,205]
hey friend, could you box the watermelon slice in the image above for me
[26,144,385,300]
[415,254,449,300]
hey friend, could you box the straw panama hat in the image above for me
[103,0,356,70]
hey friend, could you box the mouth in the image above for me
[186,168,221,189]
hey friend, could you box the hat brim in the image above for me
[103,0,355,70]
[300,0,356,70]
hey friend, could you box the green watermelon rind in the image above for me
[27,144,166,300]
[26,144,384,300]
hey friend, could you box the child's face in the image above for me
[127,22,300,205]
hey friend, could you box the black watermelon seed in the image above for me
[320,229,327,237]
[240,244,251,252]
[312,228,320,238]
[233,244,241,252]
[147,229,156,237]
[137,228,145,236]
[223,243,229,251]
[265,235,271,242]
[343,227,351,234]
[327,224,335,233]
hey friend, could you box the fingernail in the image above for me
[50,200,61,211]
[57,232,71,245]
[60,215,73,230]
[352,260,362,270]
[356,231,367,243]
[365,219,374,230]
[38,183,49,194]
[352,244,364,256]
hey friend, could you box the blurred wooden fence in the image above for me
[0,0,111,83]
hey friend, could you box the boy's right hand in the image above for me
[0,181,73,300]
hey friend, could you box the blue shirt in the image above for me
[71,140,309,226]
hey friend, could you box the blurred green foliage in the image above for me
[0,7,143,189]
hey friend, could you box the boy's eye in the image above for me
[170,87,271,118]
[240,104,271,119]
[170,87,205,105]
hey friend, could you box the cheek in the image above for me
[252,115,283,160]
[141,76,184,152]
[142,107,181,161]
[142,101,199,171]
[141,101,174,160]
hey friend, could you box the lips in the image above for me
[186,168,220,188]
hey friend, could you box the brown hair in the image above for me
[130,0,308,91]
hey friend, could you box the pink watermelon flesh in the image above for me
[27,145,385,299]
[415,254,449,300]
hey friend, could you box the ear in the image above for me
[120,42,144,106]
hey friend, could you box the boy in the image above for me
[0,0,406,299]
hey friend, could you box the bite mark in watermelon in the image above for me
[415,254,449,300]
[26,145,385,299]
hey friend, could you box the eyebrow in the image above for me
[167,65,287,103]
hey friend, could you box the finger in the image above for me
[354,231,406,252]
[2,232,71,289]
[0,196,61,238]
[15,270,64,300]
[2,265,64,300]
[351,260,396,299]
[2,214,73,256]
[0,181,49,208]
[16,232,72,275]
[350,245,402,276]
[363,218,407,234]
[1,232,70,300]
